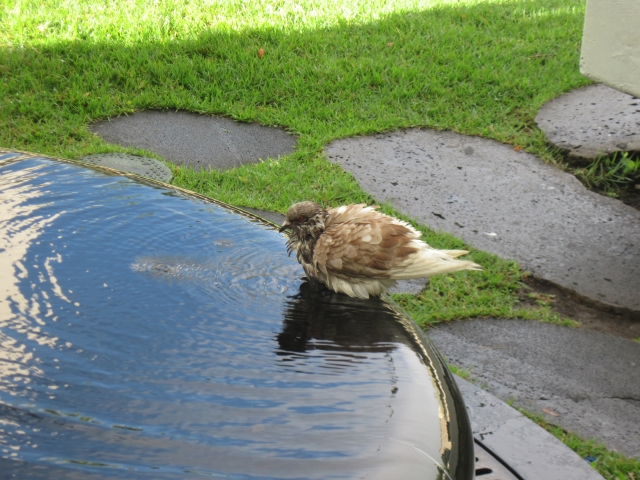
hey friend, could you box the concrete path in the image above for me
[430,319,640,459]
[325,129,640,312]
[79,152,173,182]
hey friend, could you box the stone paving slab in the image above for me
[454,375,605,480]
[535,84,640,162]
[90,111,297,170]
[325,129,640,312]
[429,319,640,459]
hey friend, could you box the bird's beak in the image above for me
[279,220,291,233]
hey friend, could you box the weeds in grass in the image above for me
[575,152,640,196]
[447,363,472,381]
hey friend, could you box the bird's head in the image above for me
[279,201,326,238]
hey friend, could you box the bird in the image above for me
[279,201,481,299]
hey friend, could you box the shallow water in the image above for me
[0,156,472,479]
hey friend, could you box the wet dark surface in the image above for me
[0,156,473,479]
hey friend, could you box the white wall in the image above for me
[580,0,640,98]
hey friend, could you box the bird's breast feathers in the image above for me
[314,207,422,279]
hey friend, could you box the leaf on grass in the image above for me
[258,48,264,59]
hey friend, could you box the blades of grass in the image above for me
[576,152,640,193]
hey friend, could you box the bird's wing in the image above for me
[314,209,421,279]
[324,203,378,225]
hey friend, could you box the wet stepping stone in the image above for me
[79,152,172,182]
[326,128,640,312]
[535,84,640,162]
[90,111,297,170]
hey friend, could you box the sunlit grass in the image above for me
[1,0,588,155]
[3,0,558,44]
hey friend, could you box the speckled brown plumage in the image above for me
[279,201,481,298]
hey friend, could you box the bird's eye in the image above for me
[297,216,304,221]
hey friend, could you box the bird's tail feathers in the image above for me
[440,249,470,258]
[390,247,481,279]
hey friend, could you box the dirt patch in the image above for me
[572,177,640,211]
[612,187,640,211]
[519,277,640,340]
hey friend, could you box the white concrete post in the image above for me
[580,0,640,98]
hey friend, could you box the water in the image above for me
[0,156,473,479]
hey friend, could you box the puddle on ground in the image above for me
[0,157,472,479]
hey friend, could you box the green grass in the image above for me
[446,363,472,381]
[1,0,589,325]
[520,409,640,479]
[387,212,576,327]
[1,0,589,158]
[575,151,640,197]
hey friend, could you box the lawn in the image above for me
[3,0,640,477]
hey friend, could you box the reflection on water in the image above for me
[279,280,404,352]
[0,163,65,402]
[0,156,472,480]
[131,249,300,302]
[277,280,407,379]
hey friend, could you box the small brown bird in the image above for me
[279,201,481,298]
